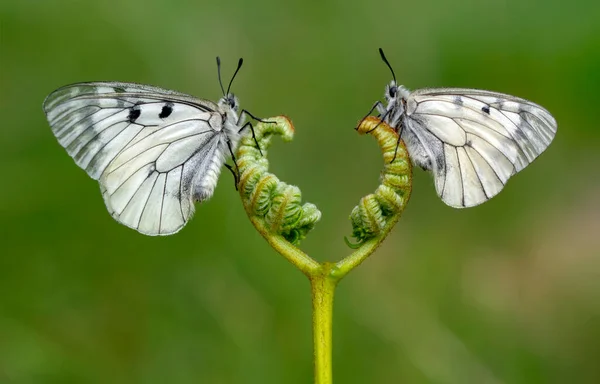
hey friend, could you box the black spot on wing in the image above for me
[482,105,490,114]
[159,103,174,119]
[128,106,141,122]
[454,96,463,106]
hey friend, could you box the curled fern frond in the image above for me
[349,117,412,245]
[237,116,321,245]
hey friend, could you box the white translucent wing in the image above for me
[402,88,557,208]
[44,82,227,235]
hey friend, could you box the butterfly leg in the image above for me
[391,127,403,163]
[238,109,276,157]
[366,108,391,134]
[224,163,239,191]
[239,109,275,125]
[226,139,241,190]
[238,121,263,156]
[356,101,384,130]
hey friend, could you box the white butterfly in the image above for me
[44,58,260,235]
[364,48,557,208]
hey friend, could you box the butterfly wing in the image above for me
[401,88,557,208]
[44,82,228,235]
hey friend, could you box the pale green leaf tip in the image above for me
[343,235,363,249]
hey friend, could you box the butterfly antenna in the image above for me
[226,58,244,95]
[379,48,396,83]
[216,57,226,96]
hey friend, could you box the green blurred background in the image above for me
[2,0,600,382]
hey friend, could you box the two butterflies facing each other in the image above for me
[43,49,558,236]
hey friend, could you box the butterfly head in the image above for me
[219,93,240,112]
[382,80,410,127]
[384,80,410,104]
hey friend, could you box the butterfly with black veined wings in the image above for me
[44,57,263,236]
[361,48,557,208]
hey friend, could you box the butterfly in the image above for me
[361,48,557,208]
[44,57,263,236]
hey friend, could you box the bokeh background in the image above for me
[2,0,600,382]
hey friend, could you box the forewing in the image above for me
[402,88,557,208]
[44,82,226,235]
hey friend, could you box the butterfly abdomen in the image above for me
[190,136,229,202]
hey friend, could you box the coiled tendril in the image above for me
[237,116,321,245]
[348,117,412,246]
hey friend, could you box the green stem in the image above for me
[310,264,337,384]
[249,217,320,277]
[333,238,383,280]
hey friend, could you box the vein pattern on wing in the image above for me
[402,89,557,207]
[44,82,230,235]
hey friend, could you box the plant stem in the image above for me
[310,264,338,384]
[250,217,321,277]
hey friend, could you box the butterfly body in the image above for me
[44,81,244,235]
[373,51,557,208]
